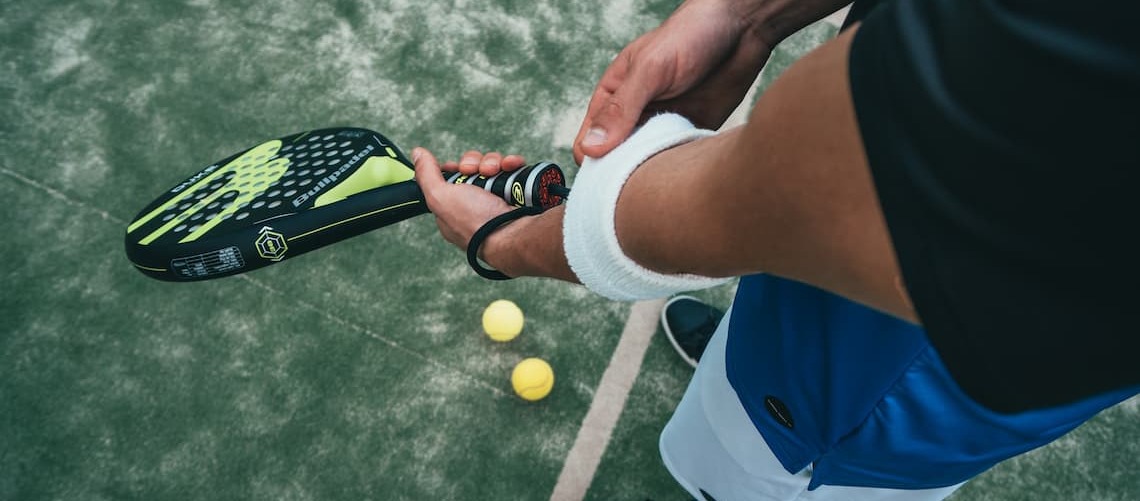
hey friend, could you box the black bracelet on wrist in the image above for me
[466,205,545,280]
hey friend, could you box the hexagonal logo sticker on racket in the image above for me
[255,226,288,261]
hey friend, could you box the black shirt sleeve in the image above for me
[847,0,1140,413]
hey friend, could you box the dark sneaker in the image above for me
[660,295,724,368]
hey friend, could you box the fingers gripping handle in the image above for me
[451,162,568,281]
[443,162,568,209]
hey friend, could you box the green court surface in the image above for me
[2,1,1137,500]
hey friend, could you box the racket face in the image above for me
[126,127,425,282]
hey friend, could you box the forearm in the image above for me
[623,25,914,321]
[717,0,854,45]
[483,128,786,282]
[482,127,782,281]
[612,129,752,277]
[484,26,918,322]
[482,206,578,283]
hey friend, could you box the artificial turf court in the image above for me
[2,1,1138,499]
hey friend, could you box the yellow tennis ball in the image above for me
[482,299,524,342]
[511,358,554,401]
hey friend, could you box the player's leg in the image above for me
[658,298,966,501]
[796,481,963,501]
[659,305,814,500]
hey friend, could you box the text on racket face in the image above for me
[171,164,221,194]
[291,144,375,208]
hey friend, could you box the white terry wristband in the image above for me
[563,113,731,301]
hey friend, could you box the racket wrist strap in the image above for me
[563,113,730,300]
[467,205,545,280]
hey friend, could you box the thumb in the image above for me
[575,78,658,162]
[412,147,446,205]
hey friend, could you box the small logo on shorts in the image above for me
[764,396,795,429]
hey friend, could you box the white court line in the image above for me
[549,298,665,501]
[236,275,509,397]
[0,165,507,396]
[0,165,120,223]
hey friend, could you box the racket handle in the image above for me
[443,162,568,209]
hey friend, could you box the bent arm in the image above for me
[573,0,855,161]
[486,26,916,322]
[734,0,854,45]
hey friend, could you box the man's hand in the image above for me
[412,147,526,251]
[413,147,577,281]
[573,0,774,163]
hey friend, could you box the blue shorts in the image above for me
[660,305,964,500]
[719,274,1138,490]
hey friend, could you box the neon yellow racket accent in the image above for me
[312,156,414,208]
[127,141,290,245]
[288,200,422,242]
[178,160,290,243]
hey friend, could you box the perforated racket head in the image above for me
[125,127,426,282]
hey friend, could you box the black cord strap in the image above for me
[467,205,545,280]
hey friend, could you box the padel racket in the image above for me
[125,127,568,282]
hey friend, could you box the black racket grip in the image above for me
[443,162,568,210]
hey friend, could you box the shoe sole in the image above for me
[661,295,701,369]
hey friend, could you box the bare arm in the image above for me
[479,25,917,321]
[573,0,855,162]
